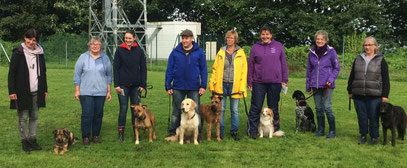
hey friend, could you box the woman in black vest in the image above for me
[347,36,390,146]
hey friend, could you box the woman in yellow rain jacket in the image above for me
[208,30,247,141]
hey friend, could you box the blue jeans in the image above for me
[220,82,240,138]
[80,96,106,139]
[312,88,335,119]
[353,96,381,138]
[169,89,201,134]
[117,85,140,127]
[247,83,281,134]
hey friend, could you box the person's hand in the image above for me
[199,88,206,96]
[326,82,332,87]
[382,97,388,102]
[9,94,17,100]
[138,87,144,92]
[75,90,80,100]
[115,87,122,94]
[248,86,253,92]
[167,89,173,95]
[307,91,312,95]
[349,94,353,99]
[282,82,287,87]
[106,92,112,101]
[45,92,48,99]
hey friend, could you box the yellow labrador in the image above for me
[164,98,200,145]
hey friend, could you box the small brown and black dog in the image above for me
[130,104,157,145]
[200,95,222,141]
[53,128,75,155]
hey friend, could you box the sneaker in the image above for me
[358,136,367,144]
[326,131,336,139]
[83,137,90,146]
[92,136,100,143]
[231,132,240,141]
[370,138,377,146]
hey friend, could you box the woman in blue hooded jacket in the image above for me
[306,30,340,138]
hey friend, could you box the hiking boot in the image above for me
[231,132,240,141]
[83,137,90,146]
[168,132,176,137]
[92,136,100,143]
[21,139,33,152]
[358,136,367,144]
[29,138,42,150]
[249,133,257,139]
[118,130,124,143]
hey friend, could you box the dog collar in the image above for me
[137,115,146,121]
[190,113,196,120]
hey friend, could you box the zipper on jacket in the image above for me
[317,60,320,89]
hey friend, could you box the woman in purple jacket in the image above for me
[247,26,288,139]
[306,30,340,138]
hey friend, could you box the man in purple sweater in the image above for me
[247,26,288,139]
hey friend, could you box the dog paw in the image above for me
[207,138,211,141]
[135,140,139,145]
[194,141,199,145]
[179,141,184,145]
[149,140,153,143]
[217,138,222,142]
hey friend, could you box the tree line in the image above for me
[1,0,406,50]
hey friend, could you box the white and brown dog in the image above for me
[164,98,200,145]
[258,108,285,138]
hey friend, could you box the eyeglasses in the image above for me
[363,44,375,47]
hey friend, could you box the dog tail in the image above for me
[164,136,178,142]
[273,130,285,137]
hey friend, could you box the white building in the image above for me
[146,21,202,60]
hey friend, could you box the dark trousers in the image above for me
[354,96,381,138]
[169,89,201,134]
[80,96,106,139]
[117,85,140,127]
[247,83,281,134]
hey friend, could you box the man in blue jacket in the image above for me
[165,29,207,137]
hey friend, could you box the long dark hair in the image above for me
[24,28,40,41]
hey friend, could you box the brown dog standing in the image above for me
[130,104,156,145]
[53,128,75,155]
[200,95,222,141]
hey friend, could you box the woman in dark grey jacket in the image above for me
[347,36,390,146]
[8,29,48,151]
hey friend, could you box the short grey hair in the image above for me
[88,36,103,46]
[363,36,379,53]
[315,30,329,43]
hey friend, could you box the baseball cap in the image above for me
[180,29,193,37]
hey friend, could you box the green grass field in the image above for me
[1,64,407,167]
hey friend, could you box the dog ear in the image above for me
[217,96,223,101]
[191,100,197,111]
[142,105,147,109]
[63,129,70,138]
[53,129,57,135]
[130,104,136,108]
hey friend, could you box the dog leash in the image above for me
[138,85,153,99]
[304,87,330,101]
[212,91,249,117]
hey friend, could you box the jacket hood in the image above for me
[120,42,138,50]
[256,39,276,45]
[310,45,335,56]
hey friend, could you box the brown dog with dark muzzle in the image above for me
[200,95,222,141]
[53,128,75,155]
[130,104,157,145]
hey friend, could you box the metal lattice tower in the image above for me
[88,0,148,58]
